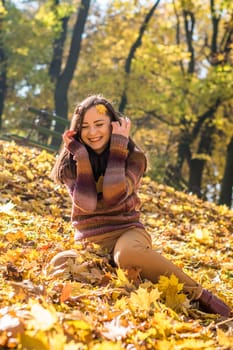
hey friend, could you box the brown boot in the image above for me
[198,289,232,317]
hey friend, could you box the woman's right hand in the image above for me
[62,130,77,149]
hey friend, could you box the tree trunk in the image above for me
[183,9,195,74]
[188,159,205,197]
[49,16,70,82]
[0,0,7,130]
[188,123,215,198]
[219,136,233,208]
[50,0,91,149]
[119,0,160,113]
[171,101,220,185]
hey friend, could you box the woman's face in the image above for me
[80,106,112,154]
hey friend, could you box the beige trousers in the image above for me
[87,227,202,300]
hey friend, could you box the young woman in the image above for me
[51,94,231,317]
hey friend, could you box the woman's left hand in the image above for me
[111,117,131,138]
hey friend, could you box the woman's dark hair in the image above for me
[50,94,143,183]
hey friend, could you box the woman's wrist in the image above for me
[110,134,129,158]
[67,139,84,155]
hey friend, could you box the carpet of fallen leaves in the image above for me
[0,140,233,350]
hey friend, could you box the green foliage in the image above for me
[1,2,54,128]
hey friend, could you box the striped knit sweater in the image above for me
[64,134,146,240]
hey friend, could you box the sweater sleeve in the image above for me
[68,140,97,212]
[102,134,146,206]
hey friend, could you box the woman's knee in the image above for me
[113,228,152,268]
[114,244,149,268]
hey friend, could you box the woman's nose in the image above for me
[88,126,97,135]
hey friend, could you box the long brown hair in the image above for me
[50,94,145,184]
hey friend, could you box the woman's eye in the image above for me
[81,123,104,129]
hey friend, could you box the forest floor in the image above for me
[0,140,233,350]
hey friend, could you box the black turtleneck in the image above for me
[86,145,110,181]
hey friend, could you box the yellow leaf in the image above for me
[193,228,213,245]
[129,286,161,312]
[151,313,174,338]
[5,230,25,242]
[26,170,34,180]
[217,328,233,347]
[156,339,174,350]
[157,274,187,312]
[114,268,134,289]
[49,332,67,350]
[20,331,49,350]
[158,274,183,293]
[66,319,92,331]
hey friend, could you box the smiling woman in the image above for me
[50,94,232,318]
[80,106,112,154]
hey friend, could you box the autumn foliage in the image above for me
[0,141,233,349]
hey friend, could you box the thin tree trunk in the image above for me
[188,123,215,198]
[49,18,69,81]
[183,9,195,74]
[119,0,160,113]
[219,136,233,208]
[173,0,185,74]
[50,0,91,148]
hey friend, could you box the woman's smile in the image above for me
[89,137,102,142]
